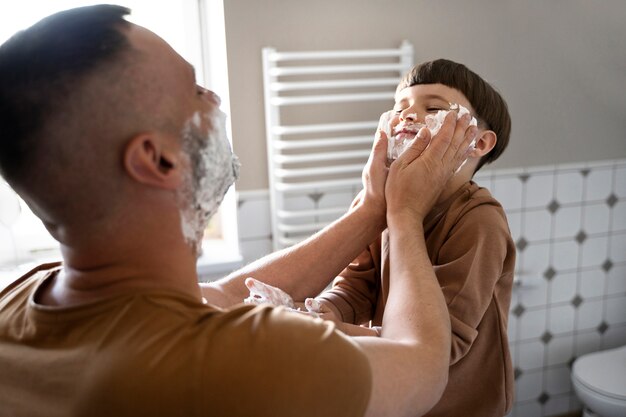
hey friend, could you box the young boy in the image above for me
[311,59,516,417]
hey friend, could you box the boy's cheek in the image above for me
[389,117,401,131]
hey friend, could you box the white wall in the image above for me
[223,0,626,190]
[234,158,626,417]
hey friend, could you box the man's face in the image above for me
[177,105,240,257]
[176,74,240,257]
[128,25,239,256]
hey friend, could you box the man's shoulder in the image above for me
[200,305,372,416]
[0,262,60,308]
[206,304,364,351]
[0,262,61,293]
[204,304,371,371]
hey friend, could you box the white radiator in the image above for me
[262,42,414,249]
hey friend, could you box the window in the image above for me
[0,0,241,281]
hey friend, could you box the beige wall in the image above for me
[224,0,626,191]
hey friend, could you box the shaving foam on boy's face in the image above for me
[382,102,477,164]
[177,108,241,256]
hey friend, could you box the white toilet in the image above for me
[571,345,626,417]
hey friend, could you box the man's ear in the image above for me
[470,130,497,158]
[123,133,183,190]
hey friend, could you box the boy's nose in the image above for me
[401,111,419,123]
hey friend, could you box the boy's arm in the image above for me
[435,202,516,364]
[315,240,381,325]
[201,131,389,309]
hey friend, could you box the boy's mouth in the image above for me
[393,122,424,140]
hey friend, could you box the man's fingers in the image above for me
[370,129,389,167]
[453,126,478,171]
[373,129,388,152]
[394,126,431,166]
[425,111,457,160]
[443,112,472,162]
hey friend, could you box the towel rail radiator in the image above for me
[262,42,414,249]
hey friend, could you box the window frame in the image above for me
[0,0,242,280]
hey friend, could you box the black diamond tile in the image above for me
[519,173,530,183]
[540,331,553,344]
[538,392,550,405]
[307,192,324,203]
[580,169,590,177]
[606,193,618,207]
[602,259,614,272]
[513,304,525,317]
[544,267,557,281]
[547,199,560,213]
[571,294,584,308]
[598,321,609,334]
[516,237,529,252]
[575,230,587,244]
[514,367,523,380]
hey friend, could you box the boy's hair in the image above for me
[0,4,130,185]
[397,59,511,172]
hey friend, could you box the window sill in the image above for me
[0,240,243,290]
[196,239,243,282]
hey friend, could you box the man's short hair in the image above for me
[397,59,511,172]
[0,4,131,185]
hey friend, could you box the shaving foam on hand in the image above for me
[243,277,295,308]
[304,298,322,313]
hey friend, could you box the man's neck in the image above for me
[38,240,201,307]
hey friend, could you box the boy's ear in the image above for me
[123,133,183,190]
[470,130,497,158]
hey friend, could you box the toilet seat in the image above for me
[572,345,626,417]
[572,345,626,401]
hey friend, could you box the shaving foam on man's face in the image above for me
[178,109,240,256]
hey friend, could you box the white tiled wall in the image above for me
[237,158,626,417]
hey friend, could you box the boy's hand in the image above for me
[386,112,477,225]
[243,277,295,308]
[304,298,341,323]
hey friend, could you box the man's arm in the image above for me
[356,113,478,417]
[201,132,390,308]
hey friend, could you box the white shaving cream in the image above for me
[382,103,477,163]
[425,103,477,136]
[178,109,240,256]
[243,278,296,308]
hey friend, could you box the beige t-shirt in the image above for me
[0,264,371,417]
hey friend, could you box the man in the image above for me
[0,5,477,417]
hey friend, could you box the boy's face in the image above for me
[391,83,476,134]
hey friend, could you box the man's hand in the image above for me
[357,129,390,225]
[386,111,477,226]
